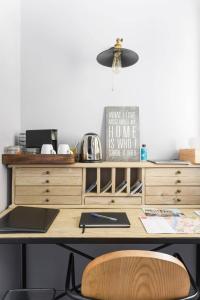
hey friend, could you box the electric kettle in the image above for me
[81,133,102,162]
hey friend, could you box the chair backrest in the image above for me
[81,250,190,300]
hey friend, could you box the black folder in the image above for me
[0,206,59,233]
[79,212,130,228]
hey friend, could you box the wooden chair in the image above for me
[61,250,199,300]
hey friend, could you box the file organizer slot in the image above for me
[85,168,97,193]
[100,168,112,194]
[115,168,127,194]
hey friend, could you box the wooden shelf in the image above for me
[2,154,75,165]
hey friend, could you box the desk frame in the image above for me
[3,238,199,298]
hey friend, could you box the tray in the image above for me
[2,154,75,165]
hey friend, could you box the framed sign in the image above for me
[105,106,140,161]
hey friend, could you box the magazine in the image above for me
[140,216,200,234]
[143,208,184,217]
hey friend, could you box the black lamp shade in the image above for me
[96,47,139,68]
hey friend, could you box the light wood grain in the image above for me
[15,176,82,186]
[111,168,116,194]
[81,250,190,300]
[146,167,200,177]
[146,195,200,205]
[9,161,200,168]
[15,167,82,177]
[16,186,82,196]
[97,168,101,194]
[84,196,141,205]
[146,186,200,196]
[126,168,131,194]
[146,176,200,186]
[179,149,200,164]
[0,207,200,239]
[15,195,81,205]
[9,163,200,208]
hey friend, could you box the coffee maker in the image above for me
[26,129,58,152]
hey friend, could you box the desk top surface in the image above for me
[0,207,200,243]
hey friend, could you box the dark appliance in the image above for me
[26,129,57,152]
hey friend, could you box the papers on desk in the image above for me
[140,215,200,234]
[140,217,176,233]
[143,208,184,217]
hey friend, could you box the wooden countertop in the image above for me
[0,207,200,241]
[6,161,200,168]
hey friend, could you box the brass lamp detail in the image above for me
[96,38,139,73]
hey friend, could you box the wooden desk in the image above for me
[0,207,200,244]
[0,206,200,294]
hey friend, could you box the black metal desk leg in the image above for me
[20,243,27,289]
[196,245,200,300]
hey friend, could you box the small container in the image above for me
[140,144,148,161]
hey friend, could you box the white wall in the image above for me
[0,0,21,211]
[20,0,200,159]
[0,1,21,298]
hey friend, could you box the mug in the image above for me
[41,144,56,154]
[58,144,71,154]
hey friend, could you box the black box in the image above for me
[26,129,57,151]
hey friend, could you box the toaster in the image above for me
[81,133,102,162]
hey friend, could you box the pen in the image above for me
[90,213,118,222]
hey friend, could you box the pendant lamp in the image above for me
[96,38,139,73]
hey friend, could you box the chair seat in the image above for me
[3,288,55,300]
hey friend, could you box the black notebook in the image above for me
[0,206,59,233]
[79,212,130,228]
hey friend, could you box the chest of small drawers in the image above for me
[145,167,200,205]
[7,162,200,208]
[14,167,83,205]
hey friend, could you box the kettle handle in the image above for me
[88,136,92,155]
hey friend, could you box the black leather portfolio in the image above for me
[0,206,59,233]
[79,212,130,228]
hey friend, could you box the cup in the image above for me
[58,144,71,154]
[41,144,56,154]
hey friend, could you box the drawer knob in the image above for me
[46,171,50,175]
[46,189,50,193]
[45,198,49,202]
[46,180,50,184]
[176,170,181,175]
[176,180,181,184]
[111,199,115,204]
[177,198,181,202]
[176,189,181,194]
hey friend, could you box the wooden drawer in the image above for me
[146,186,200,196]
[146,176,200,186]
[15,195,82,205]
[15,176,82,186]
[15,167,82,177]
[16,186,82,196]
[146,195,200,205]
[146,168,200,177]
[84,196,141,205]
